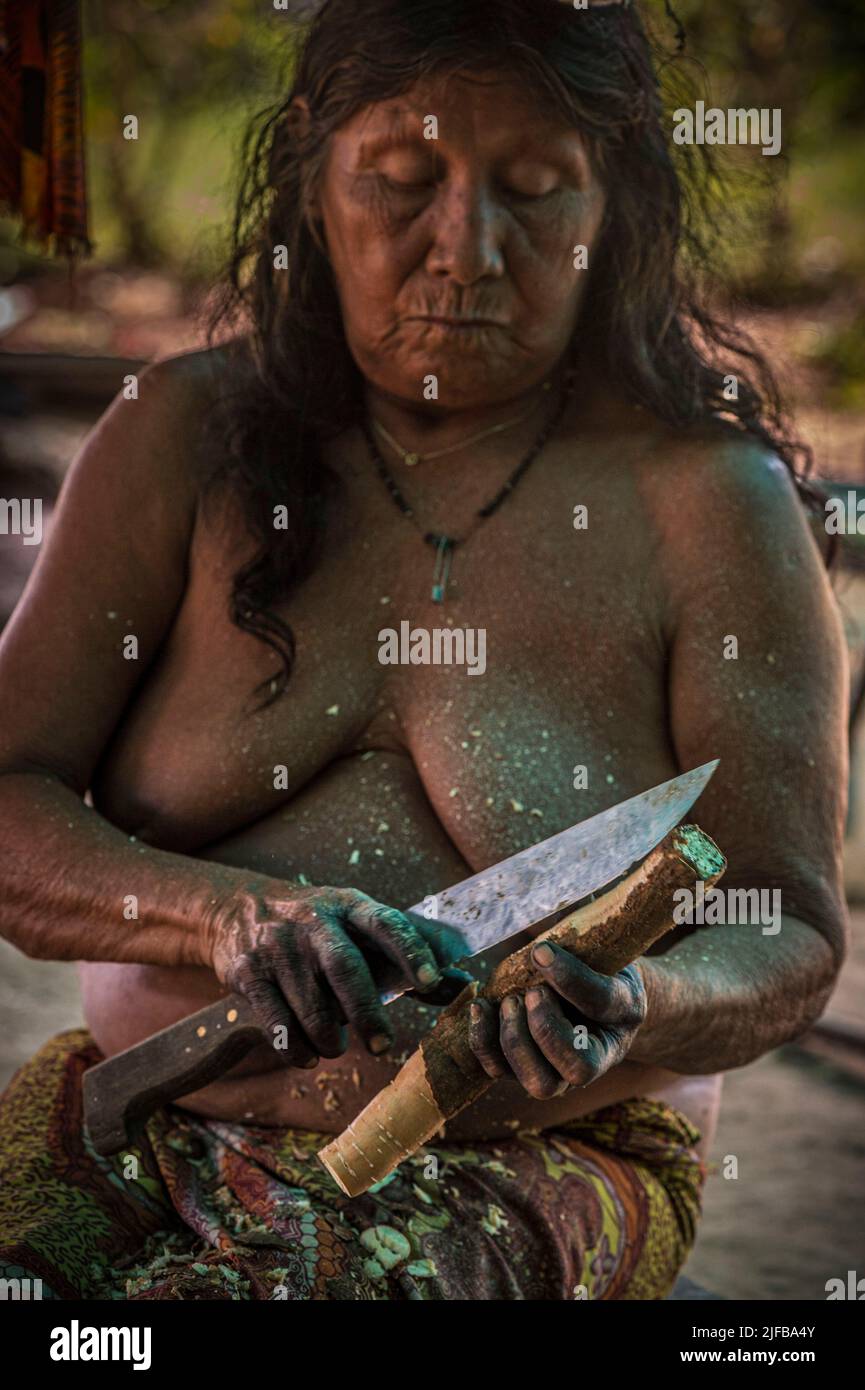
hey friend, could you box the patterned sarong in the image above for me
[0,1030,704,1300]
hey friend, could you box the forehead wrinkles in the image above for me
[352,102,590,187]
[329,72,597,194]
[426,69,592,161]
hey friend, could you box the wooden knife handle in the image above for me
[83,995,265,1155]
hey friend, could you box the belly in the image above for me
[80,748,719,1149]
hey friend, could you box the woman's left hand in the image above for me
[467,941,648,1098]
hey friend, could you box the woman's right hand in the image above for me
[205,882,470,1068]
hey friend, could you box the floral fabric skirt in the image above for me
[0,1029,704,1300]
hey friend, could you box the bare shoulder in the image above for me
[650,428,848,956]
[149,338,245,388]
[631,427,831,610]
[96,340,251,525]
[36,341,251,593]
[136,340,241,435]
[0,350,248,789]
[567,394,812,541]
[639,426,809,535]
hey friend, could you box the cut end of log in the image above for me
[672,824,726,882]
[317,1049,446,1199]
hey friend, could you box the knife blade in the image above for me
[82,759,717,1154]
[384,757,718,1001]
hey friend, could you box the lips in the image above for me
[407,315,506,329]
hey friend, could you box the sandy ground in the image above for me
[686,1047,865,1300]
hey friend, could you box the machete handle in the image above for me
[81,953,434,1156]
[82,995,264,1156]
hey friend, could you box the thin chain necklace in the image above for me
[362,382,571,604]
[371,390,546,467]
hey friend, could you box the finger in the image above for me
[499,994,568,1100]
[531,945,646,1026]
[524,984,596,1085]
[342,894,443,992]
[232,960,319,1069]
[573,1022,635,1085]
[405,964,475,1006]
[410,916,471,969]
[270,942,347,1058]
[468,997,511,1080]
[524,984,634,1086]
[310,915,394,1055]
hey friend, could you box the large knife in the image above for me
[83,760,717,1154]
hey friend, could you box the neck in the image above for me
[363,374,562,461]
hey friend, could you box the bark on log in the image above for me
[318,823,725,1197]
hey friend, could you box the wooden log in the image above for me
[318,823,724,1197]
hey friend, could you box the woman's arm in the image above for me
[630,436,848,1072]
[469,436,848,1095]
[629,913,840,1072]
[0,355,236,968]
[0,355,461,1063]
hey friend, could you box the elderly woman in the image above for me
[0,0,847,1301]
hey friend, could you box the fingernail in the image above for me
[416,963,439,987]
[525,988,543,1008]
[502,995,519,1018]
[469,1003,481,1023]
[301,1056,319,1070]
[369,1033,392,1054]
[532,944,554,968]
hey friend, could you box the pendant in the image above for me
[405,452,420,467]
[431,535,454,603]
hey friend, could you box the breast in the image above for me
[88,433,673,861]
[88,606,391,854]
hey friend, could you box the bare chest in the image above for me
[90,439,674,866]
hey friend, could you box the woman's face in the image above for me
[312,69,606,408]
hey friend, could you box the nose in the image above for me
[425,180,505,285]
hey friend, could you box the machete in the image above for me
[83,759,717,1154]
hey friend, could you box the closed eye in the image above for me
[382,177,559,199]
[381,175,435,195]
[502,184,561,203]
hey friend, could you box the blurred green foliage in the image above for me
[81,0,297,274]
[807,319,865,410]
[671,0,865,296]
[4,0,865,302]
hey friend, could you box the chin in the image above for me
[371,350,545,408]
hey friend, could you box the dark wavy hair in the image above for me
[205,0,821,706]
